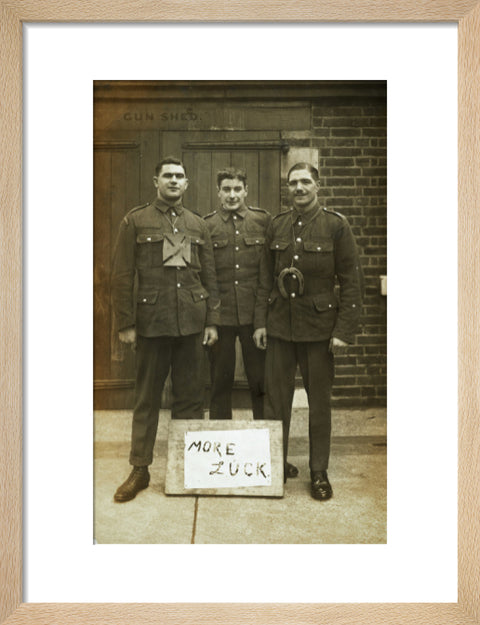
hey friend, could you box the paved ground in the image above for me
[94,407,386,544]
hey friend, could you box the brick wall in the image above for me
[281,97,387,407]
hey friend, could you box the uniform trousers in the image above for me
[209,324,265,420]
[130,333,204,466]
[264,337,334,475]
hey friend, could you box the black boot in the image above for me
[284,461,299,483]
[114,466,150,502]
[311,470,333,501]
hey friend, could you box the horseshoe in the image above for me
[277,266,305,299]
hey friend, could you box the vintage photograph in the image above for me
[93,80,387,544]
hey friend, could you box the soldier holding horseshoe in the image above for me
[254,162,363,500]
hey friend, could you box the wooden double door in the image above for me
[94,130,283,409]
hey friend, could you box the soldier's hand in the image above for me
[119,327,136,345]
[329,336,348,354]
[253,328,267,350]
[203,326,218,346]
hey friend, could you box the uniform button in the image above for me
[235,246,239,251]
[233,215,237,219]
[296,237,302,243]
[275,244,279,249]
[235,264,240,269]
[235,231,240,235]
[317,246,322,251]
[291,293,296,298]
[214,243,218,247]
[234,280,239,285]
[200,294,204,299]
[173,228,178,233]
[292,274,297,280]
[142,298,147,302]
[147,237,152,241]
[293,255,299,260]
[352,304,356,308]
[177,283,181,288]
[328,304,332,308]
[298,221,303,226]
[171,212,176,217]
[255,240,259,243]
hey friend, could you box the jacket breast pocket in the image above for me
[189,234,205,269]
[212,238,228,250]
[270,239,290,273]
[270,239,289,252]
[211,237,229,270]
[303,238,334,275]
[136,233,164,268]
[244,235,265,264]
[245,235,265,246]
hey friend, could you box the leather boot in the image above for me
[284,461,299,483]
[311,470,333,501]
[114,466,150,502]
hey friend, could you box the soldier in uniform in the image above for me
[253,162,363,500]
[205,167,298,481]
[111,156,220,502]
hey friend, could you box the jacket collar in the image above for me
[291,200,320,225]
[154,198,184,214]
[220,204,248,222]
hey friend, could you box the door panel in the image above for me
[259,150,281,214]
[94,143,141,407]
[159,131,282,215]
[94,150,113,382]
[176,132,282,388]
[238,152,260,207]
[94,130,283,408]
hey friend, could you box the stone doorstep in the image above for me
[94,406,387,444]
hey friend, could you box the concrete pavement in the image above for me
[94,407,386,544]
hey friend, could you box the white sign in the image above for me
[184,428,272,489]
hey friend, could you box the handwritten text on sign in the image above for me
[184,429,272,489]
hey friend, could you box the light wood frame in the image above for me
[1,2,478,624]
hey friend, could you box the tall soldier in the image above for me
[205,167,298,481]
[111,156,220,503]
[254,162,363,500]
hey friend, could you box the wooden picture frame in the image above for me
[1,2,478,623]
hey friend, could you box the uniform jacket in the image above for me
[111,198,220,338]
[254,202,363,343]
[204,205,271,326]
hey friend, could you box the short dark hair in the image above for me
[216,167,247,188]
[287,162,319,182]
[155,156,187,177]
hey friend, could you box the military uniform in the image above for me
[255,201,363,474]
[111,198,220,466]
[205,205,271,419]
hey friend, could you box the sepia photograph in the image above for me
[3,10,474,624]
[93,80,387,544]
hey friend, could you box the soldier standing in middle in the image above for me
[205,167,298,481]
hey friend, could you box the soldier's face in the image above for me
[218,178,248,211]
[154,164,188,202]
[288,169,320,209]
